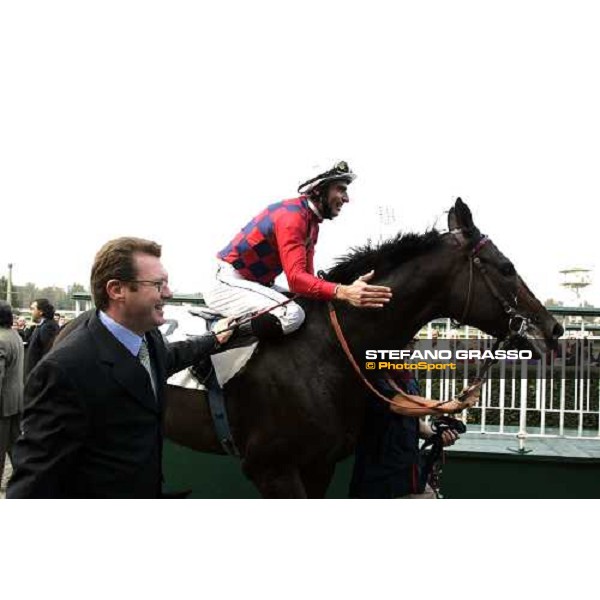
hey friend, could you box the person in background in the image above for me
[13,316,30,344]
[0,302,24,490]
[350,340,477,499]
[24,298,60,378]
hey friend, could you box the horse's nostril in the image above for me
[553,323,565,338]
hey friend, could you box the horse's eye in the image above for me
[500,263,515,277]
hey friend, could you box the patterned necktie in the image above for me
[138,337,157,398]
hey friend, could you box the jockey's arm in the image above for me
[275,216,338,300]
[275,216,392,306]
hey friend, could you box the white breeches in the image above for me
[203,261,305,334]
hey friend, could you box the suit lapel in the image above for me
[88,312,159,414]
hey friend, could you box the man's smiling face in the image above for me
[121,252,172,334]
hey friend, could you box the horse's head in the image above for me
[446,198,563,354]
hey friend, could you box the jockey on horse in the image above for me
[204,161,393,339]
[204,162,480,418]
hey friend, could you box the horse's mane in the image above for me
[326,229,443,284]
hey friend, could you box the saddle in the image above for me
[160,305,258,389]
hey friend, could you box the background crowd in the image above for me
[0,298,66,492]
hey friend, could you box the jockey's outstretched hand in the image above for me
[213,317,235,345]
[335,270,392,308]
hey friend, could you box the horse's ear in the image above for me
[454,197,476,234]
[448,206,458,231]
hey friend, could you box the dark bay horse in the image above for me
[165,198,563,497]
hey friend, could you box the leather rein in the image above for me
[328,305,410,406]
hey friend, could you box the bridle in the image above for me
[438,229,534,395]
[448,228,530,339]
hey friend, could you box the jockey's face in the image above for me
[325,181,350,219]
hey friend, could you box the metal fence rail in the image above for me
[423,307,600,447]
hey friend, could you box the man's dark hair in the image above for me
[0,301,13,328]
[309,181,336,219]
[308,181,330,200]
[34,298,55,320]
[91,237,162,311]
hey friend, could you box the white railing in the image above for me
[422,308,600,444]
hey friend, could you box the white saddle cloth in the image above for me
[160,305,257,389]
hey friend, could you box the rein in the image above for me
[327,303,410,406]
[328,301,477,409]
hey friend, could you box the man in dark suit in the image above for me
[24,298,60,378]
[8,237,232,498]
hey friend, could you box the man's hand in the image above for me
[459,384,481,409]
[213,317,235,345]
[335,270,392,308]
[435,386,480,415]
[440,429,460,447]
[419,421,460,446]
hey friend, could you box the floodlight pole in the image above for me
[7,263,13,303]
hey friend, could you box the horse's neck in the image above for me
[329,245,456,350]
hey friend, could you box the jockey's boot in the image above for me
[240,312,285,341]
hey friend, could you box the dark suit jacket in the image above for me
[8,310,218,498]
[24,318,60,378]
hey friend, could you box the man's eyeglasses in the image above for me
[125,280,170,293]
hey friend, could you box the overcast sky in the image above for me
[1,1,599,306]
